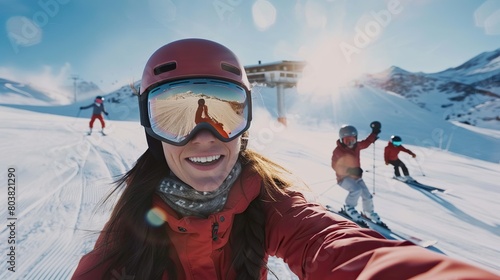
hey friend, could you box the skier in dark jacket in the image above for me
[384,135,416,182]
[80,96,109,135]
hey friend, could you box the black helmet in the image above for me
[95,96,104,100]
[391,135,402,142]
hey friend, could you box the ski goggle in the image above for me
[392,141,402,146]
[342,136,357,146]
[139,78,252,146]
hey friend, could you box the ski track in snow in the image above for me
[0,115,133,279]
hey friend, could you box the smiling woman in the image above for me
[71,38,500,280]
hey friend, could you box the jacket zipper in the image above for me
[212,222,219,241]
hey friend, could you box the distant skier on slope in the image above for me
[384,135,416,182]
[79,96,109,135]
[331,121,382,224]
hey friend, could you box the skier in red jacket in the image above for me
[71,39,499,280]
[385,135,417,182]
[331,122,382,225]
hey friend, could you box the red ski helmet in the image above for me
[140,38,250,95]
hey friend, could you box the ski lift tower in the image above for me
[70,75,79,103]
[245,60,306,125]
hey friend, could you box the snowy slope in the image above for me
[1,83,500,279]
[253,85,500,163]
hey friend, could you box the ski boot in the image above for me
[363,211,388,229]
[87,128,92,135]
[343,206,368,228]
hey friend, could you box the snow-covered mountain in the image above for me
[0,80,140,123]
[0,77,104,106]
[0,78,69,105]
[364,48,500,130]
[433,48,500,88]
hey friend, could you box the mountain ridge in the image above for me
[363,48,500,129]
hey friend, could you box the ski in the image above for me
[325,205,438,248]
[361,213,389,229]
[394,177,449,193]
[85,131,107,136]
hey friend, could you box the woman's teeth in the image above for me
[188,155,221,164]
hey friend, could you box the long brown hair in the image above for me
[84,147,294,279]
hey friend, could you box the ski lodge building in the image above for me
[244,60,306,125]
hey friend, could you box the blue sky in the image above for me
[1,0,499,93]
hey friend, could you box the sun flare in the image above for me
[297,38,364,96]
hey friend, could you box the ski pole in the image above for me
[414,157,425,176]
[369,121,381,195]
[372,142,376,195]
[318,182,339,197]
[309,178,337,186]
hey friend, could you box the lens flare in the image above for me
[297,38,364,96]
[252,0,277,31]
[146,207,167,227]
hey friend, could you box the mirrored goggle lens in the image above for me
[148,79,250,144]
[392,141,402,146]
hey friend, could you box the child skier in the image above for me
[80,96,109,135]
[331,121,383,225]
[384,135,416,182]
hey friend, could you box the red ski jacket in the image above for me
[72,166,499,279]
[384,141,416,163]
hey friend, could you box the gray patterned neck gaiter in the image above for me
[156,161,242,218]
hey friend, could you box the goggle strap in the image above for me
[139,93,151,127]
